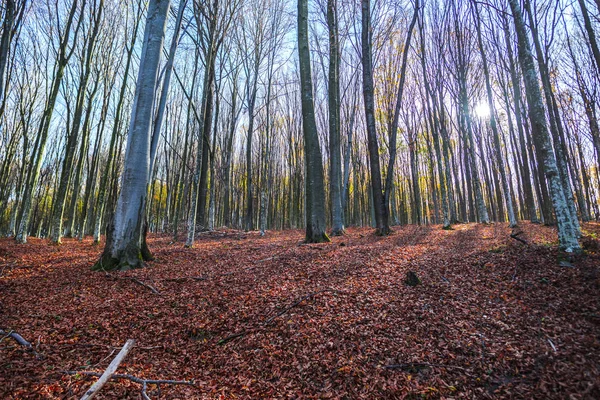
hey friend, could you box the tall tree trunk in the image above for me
[502,18,538,222]
[472,1,516,226]
[578,0,600,75]
[327,0,344,235]
[524,0,580,231]
[95,0,171,270]
[508,0,580,251]
[361,0,389,235]
[149,0,187,173]
[93,6,143,244]
[298,0,329,243]
[16,0,84,243]
[50,0,103,244]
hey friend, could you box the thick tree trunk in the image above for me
[361,0,389,235]
[508,0,580,252]
[93,9,142,244]
[149,0,186,174]
[298,0,329,243]
[327,0,344,236]
[95,0,171,270]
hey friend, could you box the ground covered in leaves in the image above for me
[1,222,600,399]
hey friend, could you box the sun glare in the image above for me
[474,103,491,118]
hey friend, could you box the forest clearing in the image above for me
[1,222,599,399]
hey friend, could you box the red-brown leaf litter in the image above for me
[1,223,600,399]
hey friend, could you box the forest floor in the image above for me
[1,222,600,399]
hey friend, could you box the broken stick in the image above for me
[104,272,161,295]
[0,328,42,358]
[79,339,136,400]
[264,289,331,325]
[127,277,161,295]
[65,371,194,400]
[510,231,528,245]
[384,362,466,371]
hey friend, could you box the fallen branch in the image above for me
[79,339,136,400]
[510,231,528,245]
[257,247,290,263]
[127,277,161,295]
[105,273,160,295]
[384,362,466,371]
[217,331,247,345]
[0,328,42,358]
[264,289,331,325]
[164,276,207,283]
[65,371,194,400]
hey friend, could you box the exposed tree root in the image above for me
[103,273,161,295]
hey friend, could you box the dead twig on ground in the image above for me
[510,230,528,245]
[127,277,161,295]
[77,339,136,400]
[0,329,42,358]
[264,289,332,325]
[218,289,338,345]
[104,273,161,295]
[384,362,466,371]
[65,371,194,400]
[217,331,248,345]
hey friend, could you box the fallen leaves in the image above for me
[0,222,599,398]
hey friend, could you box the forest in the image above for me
[1,0,600,398]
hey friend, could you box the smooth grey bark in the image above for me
[508,0,580,252]
[16,0,84,243]
[578,0,600,75]
[223,68,240,227]
[523,0,580,231]
[298,0,329,243]
[501,17,538,222]
[50,0,104,243]
[472,1,516,227]
[361,0,389,235]
[384,0,419,226]
[186,56,214,247]
[93,4,143,244]
[207,72,220,231]
[149,0,187,174]
[95,0,171,270]
[244,54,259,232]
[327,0,344,235]
[418,16,450,229]
[342,78,358,221]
